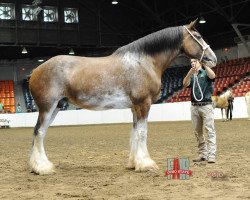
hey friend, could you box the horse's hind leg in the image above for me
[128,99,158,172]
[225,107,229,121]
[29,103,59,175]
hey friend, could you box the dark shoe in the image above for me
[193,157,207,162]
[208,158,216,163]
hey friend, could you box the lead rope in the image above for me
[183,26,210,102]
[193,72,203,101]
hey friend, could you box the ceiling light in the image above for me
[22,47,28,54]
[38,59,44,62]
[69,48,75,55]
[199,16,206,24]
[112,0,118,5]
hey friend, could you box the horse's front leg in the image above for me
[128,101,159,172]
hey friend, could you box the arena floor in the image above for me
[0,119,249,200]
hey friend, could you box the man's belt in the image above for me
[191,102,212,106]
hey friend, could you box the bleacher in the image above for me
[232,77,250,97]
[22,79,37,112]
[0,80,16,113]
[158,66,189,102]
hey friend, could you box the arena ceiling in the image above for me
[0,0,249,60]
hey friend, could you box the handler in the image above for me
[183,58,216,163]
[226,95,234,121]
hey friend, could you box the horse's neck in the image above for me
[224,91,230,98]
[152,50,180,73]
[221,91,230,99]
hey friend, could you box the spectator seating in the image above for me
[22,79,37,112]
[158,66,189,102]
[0,80,16,113]
[232,76,250,97]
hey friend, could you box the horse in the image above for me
[212,89,234,121]
[245,91,250,120]
[29,19,217,175]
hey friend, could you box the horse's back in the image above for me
[29,55,118,104]
[30,55,116,85]
[32,55,113,72]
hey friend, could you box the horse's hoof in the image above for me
[126,161,135,170]
[30,160,55,175]
[135,158,159,172]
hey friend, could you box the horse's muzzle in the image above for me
[203,56,217,68]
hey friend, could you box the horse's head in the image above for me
[182,19,217,68]
[223,89,234,100]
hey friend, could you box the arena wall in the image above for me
[0,97,248,128]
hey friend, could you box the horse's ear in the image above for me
[187,18,198,29]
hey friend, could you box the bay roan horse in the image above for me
[212,89,234,121]
[245,91,250,120]
[29,19,217,175]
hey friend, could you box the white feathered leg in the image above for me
[30,130,55,175]
[133,120,158,172]
[128,102,158,172]
[29,107,59,175]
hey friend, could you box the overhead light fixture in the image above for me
[22,47,28,54]
[199,16,206,24]
[38,59,44,62]
[112,0,118,5]
[69,48,75,55]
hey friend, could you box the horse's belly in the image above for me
[78,91,132,110]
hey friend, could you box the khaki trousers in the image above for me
[191,104,216,159]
